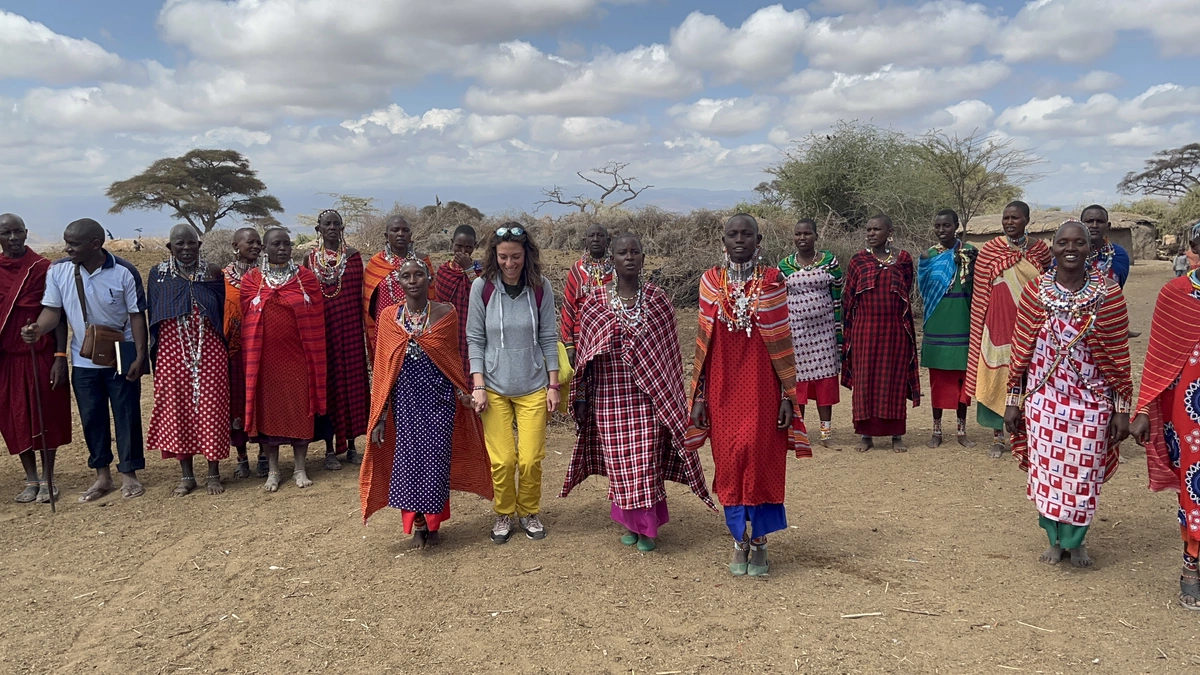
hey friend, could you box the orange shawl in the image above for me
[362,251,435,353]
[359,305,493,524]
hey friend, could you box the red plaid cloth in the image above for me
[561,283,714,510]
[560,258,613,349]
[240,267,327,436]
[310,252,369,451]
[841,250,921,423]
[434,260,479,381]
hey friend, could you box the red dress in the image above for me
[148,307,231,461]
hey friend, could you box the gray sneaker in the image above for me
[491,515,513,544]
[519,514,546,540]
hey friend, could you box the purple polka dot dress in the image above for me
[387,348,456,514]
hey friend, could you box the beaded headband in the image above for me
[318,209,342,224]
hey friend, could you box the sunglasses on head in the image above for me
[495,226,525,238]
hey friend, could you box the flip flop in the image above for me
[36,482,59,504]
[79,485,114,503]
[15,481,39,503]
[121,484,145,499]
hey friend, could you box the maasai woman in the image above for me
[467,223,560,544]
[689,214,807,577]
[360,257,493,549]
[1079,205,1130,288]
[966,201,1052,458]
[305,209,369,470]
[363,215,435,355]
[1130,223,1200,609]
[918,209,978,449]
[563,233,715,552]
[434,224,482,381]
[778,218,842,447]
[1004,220,1131,569]
[0,213,71,504]
[241,228,327,492]
[224,227,262,478]
[561,224,613,369]
[842,214,920,452]
[147,224,230,496]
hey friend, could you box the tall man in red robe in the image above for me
[0,214,71,503]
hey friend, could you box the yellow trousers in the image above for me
[482,388,548,517]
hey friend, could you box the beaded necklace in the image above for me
[224,261,250,288]
[783,251,820,271]
[158,257,208,406]
[581,253,614,289]
[400,301,431,360]
[382,242,416,266]
[866,246,896,266]
[1022,270,1109,405]
[1006,233,1029,251]
[933,241,971,283]
[262,260,299,289]
[607,280,645,334]
[309,242,348,298]
[718,258,764,336]
[1086,239,1116,279]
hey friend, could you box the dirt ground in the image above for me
[2,253,1198,674]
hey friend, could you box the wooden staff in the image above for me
[28,342,55,513]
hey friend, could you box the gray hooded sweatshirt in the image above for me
[466,275,560,398]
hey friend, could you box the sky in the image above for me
[1,0,1198,238]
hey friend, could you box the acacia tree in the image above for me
[917,130,1041,225]
[1118,143,1200,199]
[106,149,283,233]
[536,161,652,213]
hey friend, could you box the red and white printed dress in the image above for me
[1023,314,1113,526]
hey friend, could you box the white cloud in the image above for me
[667,97,776,136]
[1072,70,1123,92]
[463,44,701,115]
[807,0,878,13]
[925,100,995,134]
[994,0,1200,63]
[341,105,464,135]
[995,84,1200,137]
[528,116,648,149]
[0,11,125,83]
[669,5,809,82]
[803,1,1000,73]
[784,62,1011,131]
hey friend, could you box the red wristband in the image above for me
[548,384,561,391]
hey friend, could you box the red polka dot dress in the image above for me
[148,305,231,461]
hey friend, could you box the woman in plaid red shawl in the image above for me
[434,225,482,381]
[561,224,613,368]
[241,228,327,493]
[562,234,714,552]
[689,215,807,577]
[304,210,369,471]
[1131,225,1200,608]
[842,214,920,451]
[1004,221,1131,569]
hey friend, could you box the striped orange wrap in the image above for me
[362,251,435,354]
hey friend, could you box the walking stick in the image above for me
[28,343,55,513]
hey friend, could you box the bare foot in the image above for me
[988,443,1005,459]
[256,456,269,478]
[410,528,428,549]
[426,530,441,548]
[957,434,977,448]
[264,471,281,492]
[1039,545,1063,565]
[15,482,39,503]
[206,476,225,495]
[293,470,313,489]
[120,477,144,499]
[79,477,114,503]
[173,477,197,497]
[1068,545,1093,568]
[927,434,943,448]
[323,454,342,471]
[856,436,872,452]
[233,460,251,479]
[892,436,908,453]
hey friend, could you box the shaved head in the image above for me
[169,223,199,241]
[725,213,759,234]
[0,213,26,230]
[263,226,291,245]
[65,218,105,244]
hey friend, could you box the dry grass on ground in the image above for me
[0,256,1196,674]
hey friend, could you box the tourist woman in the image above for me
[689,214,807,577]
[778,218,843,446]
[1130,223,1200,608]
[360,257,492,549]
[224,227,261,478]
[147,224,229,496]
[466,223,560,543]
[1005,220,1131,568]
[305,209,369,470]
[561,224,613,369]
[918,209,978,448]
[842,214,920,452]
[363,215,434,354]
[966,201,1052,458]
[434,224,482,381]
[241,228,327,492]
[562,233,714,552]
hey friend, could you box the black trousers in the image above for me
[72,367,144,473]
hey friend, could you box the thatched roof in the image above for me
[964,210,1157,236]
